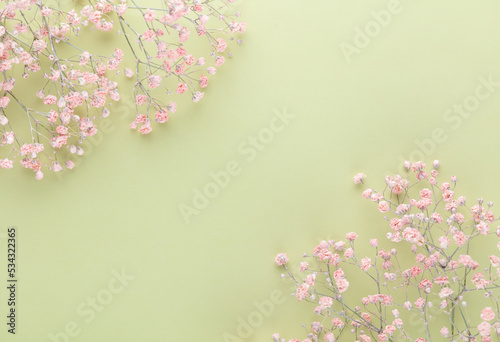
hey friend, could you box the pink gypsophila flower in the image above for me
[275,253,288,265]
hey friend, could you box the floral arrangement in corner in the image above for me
[0,0,245,179]
[274,160,500,342]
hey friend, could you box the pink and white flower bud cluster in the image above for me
[274,161,500,342]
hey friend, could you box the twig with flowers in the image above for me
[274,160,500,342]
[0,0,245,179]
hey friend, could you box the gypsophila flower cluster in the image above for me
[0,0,244,179]
[274,160,500,342]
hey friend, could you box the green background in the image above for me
[2,0,500,341]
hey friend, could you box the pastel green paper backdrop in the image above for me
[2,0,500,341]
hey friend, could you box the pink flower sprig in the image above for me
[0,0,245,179]
[273,160,500,342]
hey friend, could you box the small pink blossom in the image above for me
[199,75,208,88]
[458,254,477,269]
[442,190,454,202]
[124,68,134,77]
[43,95,57,105]
[135,94,147,105]
[275,253,288,266]
[135,114,147,124]
[319,296,333,308]
[65,160,75,169]
[176,83,188,94]
[215,56,225,66]
[336,278,349,293]
[420,188,432,198]
[362,188,373,199]
[361,257,371,271]
[192,91,204,102]
[415,297,425,309]
[138,121,152,135]
[378,333,388,342]
[478,322,492,337]
[472,272,490,289]
[402,228,422,244]
[454,231,467,246]
[345,232,358,241]
[378,201,389,213]
[489,255,500,267]
[148,75,161,88]
[344,248,354,258]
[0,96,10,108]
[430,213,442,223]
[0,158,13,169]
[144,9,156,22]
[296,283,309,301]
[477,221,490,235]
[454,212,465,222]
[434,276,449,286]
[384,325,396,335]
[481,307,495,322]
[155,109,169,124]
[216,38,227,52]
[142,29,156,42]
[411,161,426,172]
[332,318,343,328]
[438,287,453,298]
[53,162,63,172]
[334,241,345,250]
[353,173,365,184]
[324,332,335,342]
[438,236,450,249]
[360,334,371,342]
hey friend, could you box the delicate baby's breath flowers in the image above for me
[274,161,500,342]
[0,0,244,178]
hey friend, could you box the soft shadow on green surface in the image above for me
[2,0,500,341]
